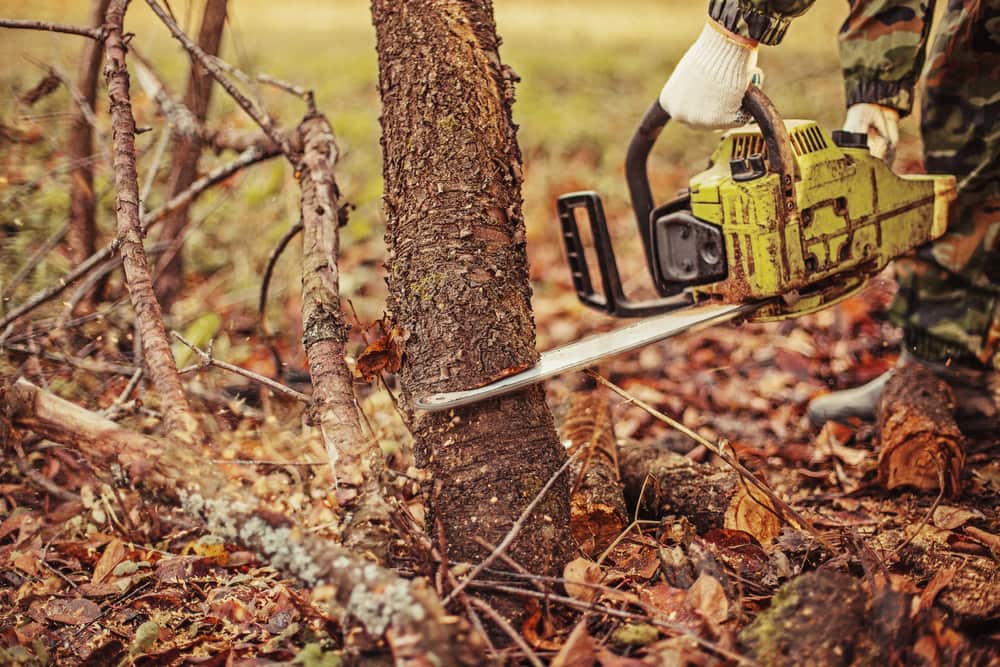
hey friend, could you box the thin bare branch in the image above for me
[0,18,102,40]
[131,52,200,138]
[104,0,197,438]
[172,331,310,403]
[144,0,294,159]
[2,224,68,300]
[468,597,544,667]
[258,222,303,335]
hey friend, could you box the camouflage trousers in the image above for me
[890,1,1000,370]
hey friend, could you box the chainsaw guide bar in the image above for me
[414,300,766,411]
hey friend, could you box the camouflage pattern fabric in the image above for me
[838,0,936,116]
[840,0,1000,369]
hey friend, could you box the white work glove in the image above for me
[659,20,759,129]
[843,103,899,166]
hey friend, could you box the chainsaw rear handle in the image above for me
[626,85,797,284]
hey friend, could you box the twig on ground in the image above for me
[468,581,759,667]
[888,465,947,560]
[0,18,103,40]
[3,343,138,376]
[144,0,295,159]
[468,597,545,667]
[171,331,310,403]
[102,368,144,420]
[589,371,838,555]
[12,437,79,503]
[444,448,581,605]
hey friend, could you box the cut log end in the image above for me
[877,363,966,497]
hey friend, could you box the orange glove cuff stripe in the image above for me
[707,18,759,49]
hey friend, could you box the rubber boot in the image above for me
[807,351,997,427]
[807,370,893,426]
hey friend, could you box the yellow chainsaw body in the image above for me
[687,120,956,321]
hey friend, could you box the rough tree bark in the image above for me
[156,0,227,306]
[371,0,574,620]
[297,112,391,561]
[104,0,198,438]
[66,0,111,272]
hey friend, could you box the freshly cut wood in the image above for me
[558,390,627,557]
[877,362,965,497]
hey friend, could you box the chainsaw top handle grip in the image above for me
[625,85,796,282]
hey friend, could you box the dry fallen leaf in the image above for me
[44,598,102,625]
[931,505,984,530]
[685,572,729,630]
[724,485,782,545]
[355,322,406,381]
[551,618,596,667]
[564,557,603,604]
[91,538,127,585]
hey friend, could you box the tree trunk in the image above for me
[156,0,227,306]
[66,0,111,270]
[371,0,573,619]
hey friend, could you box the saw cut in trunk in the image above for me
[372,0,573,624]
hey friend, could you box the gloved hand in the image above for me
[659,20,759,129]
[843,103,899,165]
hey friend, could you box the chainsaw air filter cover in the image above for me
[651,209,726,286]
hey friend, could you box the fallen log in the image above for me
[558,389,628,557]
[877,362,965,497]
[0,377,482,666]
[620,439,781,543]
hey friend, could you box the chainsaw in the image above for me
[415,85,955,411]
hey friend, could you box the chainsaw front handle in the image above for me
[626,84,796,284]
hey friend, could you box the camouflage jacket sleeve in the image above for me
[838,0,936,116]
[708,0,818,45]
